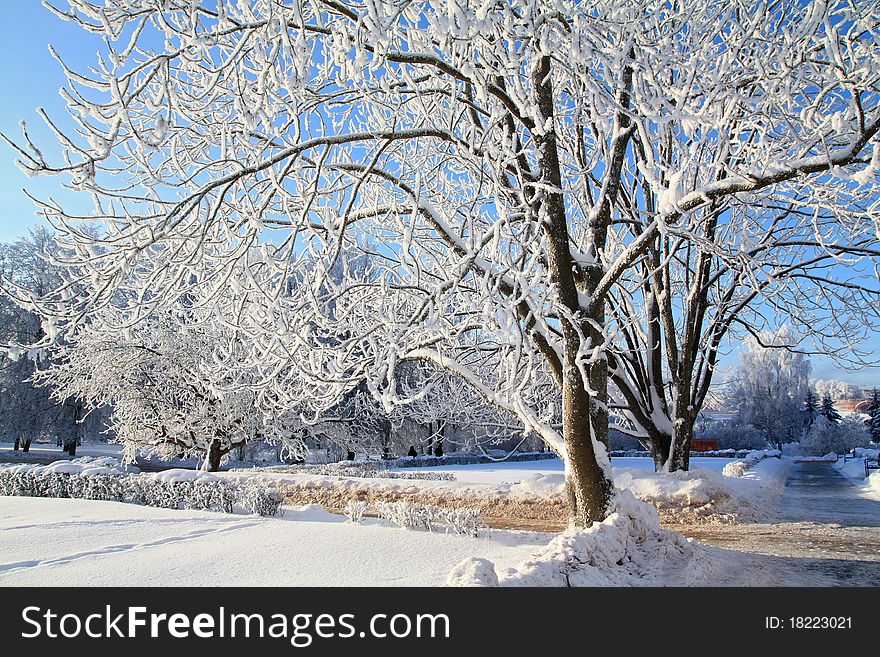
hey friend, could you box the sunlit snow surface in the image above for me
[393,456,734,485]
[0,498,548,586]
[1,456,787,586]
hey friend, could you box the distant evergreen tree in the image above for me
[819,394,842,423]
[867,388,880,444]
[803,390,819,429]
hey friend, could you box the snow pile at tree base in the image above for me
[608,458,788,524]
[447,491,717,587]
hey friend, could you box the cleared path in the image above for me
[673,461,880,586]
[777,461,880,526]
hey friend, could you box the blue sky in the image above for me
[1,2,879,387]
[0,2,94,243]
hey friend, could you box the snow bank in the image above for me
[447,491,717,587]
[615,457,788,523]
[866,471,880,501]
[835,457,871,480]
[151,469,222,484]
[505,472,566,498]
[722,449,781,477]
[447,557,500,586]
[503,457,789,524]
[833,449,880,501]
[5,458,130,478]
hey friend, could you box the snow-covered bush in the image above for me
[376,500,439,531]
[249,462,456,481]
[441,507,480,538]
[344,500,368,523]
[800,415,871,456]
[236,480,283,517]
[375,500,480,536]
[0,465,280,516]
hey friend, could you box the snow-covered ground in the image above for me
[393,456,734,485]
[0,453,792,586]
[0,497,548,586]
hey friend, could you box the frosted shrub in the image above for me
[376,501,421,530]
[375,501,480,536]
[45,471,72,498]
[80,474,123,501]
[800,415,871,456]
[189,480,235,513]
[442,507,480,537]
[344,500,368,523]
[0,466,280,517]
[254,463,456,481]
[236,480,283,517]
[147,481,184,509]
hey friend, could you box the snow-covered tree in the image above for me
[34,301,308,470]
[694,421,766,451]
[607,196,880,471]
[0,228,110,449]
[5,1,880,525]
[813,379,864,401]
[800,414,870,456]
[728,326,811,448]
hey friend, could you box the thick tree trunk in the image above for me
[206,438,222,472]
[22,439,31,453]
[65,439,77,457]
[649,433,672,472]
[669,420,694,472]
[435,423,444,457]
[531,54,618,527]
[562,365,615,528]
[382,425,391,460]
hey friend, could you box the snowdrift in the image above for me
[447,490,718,587]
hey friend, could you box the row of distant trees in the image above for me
[0,229,529,468]
[0,228,110,453]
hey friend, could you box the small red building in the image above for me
[690,438,718,452]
